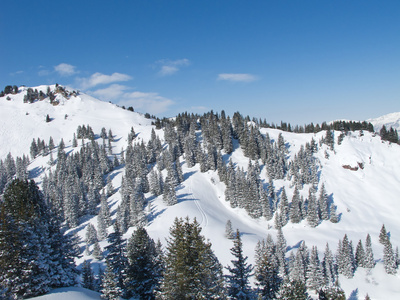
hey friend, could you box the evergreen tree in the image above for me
[255,238,280,299]
[226,230,254,299]
[92,241,103,260]
[276,277,309,300]
[383,237,397,275]
[307,188,319,228]
[289,186,301,224]
[104,224,127,293]
[0,179,77,298]
[125,227,163,299]
[159,217,225,299]
[225,219,235,239]
[306,246,323,292]
[379,224,388,244]
[364,234,375,269]
[355,239,365,268]
[81,260,95,290]
[101,264,123,300]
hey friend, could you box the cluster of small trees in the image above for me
[0,85,18,97]
[0,152,29,195]
[380,125,399,144]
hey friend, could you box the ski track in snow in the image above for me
[189,175,209,228]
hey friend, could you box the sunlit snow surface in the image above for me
[2,87,400,300]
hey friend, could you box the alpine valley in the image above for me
[1,85,400,300]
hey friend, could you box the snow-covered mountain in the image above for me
[368,111,400,132]
[1,85,400,299]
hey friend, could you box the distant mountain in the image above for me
[1,85,400,299]
[368,111,400,132]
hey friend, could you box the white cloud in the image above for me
[38,69,50,77]
[79,72,133,89]
[156,58,190,76]
[122,91,174,114]
[54,63,77,76]
[217,73,257,82]
[92,84,129,100]
[92,85,174,115]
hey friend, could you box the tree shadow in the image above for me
[28,166,43,178]
[348,288,358,300]
[287,240,304,252]
[147,207,167,224]
[183,171,196,181]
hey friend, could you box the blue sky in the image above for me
[1,0,399,125]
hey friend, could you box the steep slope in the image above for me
[2,86,400,299]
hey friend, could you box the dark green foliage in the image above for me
[159,217,225,299]
[276,277,309,300]
[125,227,163,299]
[226,230,254,299]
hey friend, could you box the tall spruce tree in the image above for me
[125,227,163,299]
[159,217,225,299]
[226,230,254,299]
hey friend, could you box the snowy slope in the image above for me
[368,111,400,132]
[29,287,101,300]
[0,85,155,160]
[2,86,400,300]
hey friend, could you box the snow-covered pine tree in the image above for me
[364,234,375,269]
[289,186,301,223]
[379,224,388,244]
[255,237,281,299]
[226,229,254,299]
[307,188,319,228]
[322,243,336,287]
[162,174,178,206]
[101,264,123,300]
[85,223,98,246]
[318,183,329,221]
[383,237,397,275]
[0,179,77,298]
[92,241,103,260]
[279,187,289,226]
[355,239,366,268]
[337,234,354,278]
[225,219,235,239]
[330,204,339,223]
[306,246,324,293]
[81,260,95,290]
[276,276,309,300]
[104,224,127,293]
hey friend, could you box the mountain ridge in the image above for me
[1,84,400,299]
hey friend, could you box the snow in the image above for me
[3,86,400,299]
[368,111,400,132]
[28,287,101,300]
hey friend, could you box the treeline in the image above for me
[81,216,397,299]
[380,125,399,144]
[0,84,78,104]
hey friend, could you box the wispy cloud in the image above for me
[156,59,190,76]
[123,91,174,114]
[10,70,24,76]
[54,63,77,76]
[217,73,257,82]
[92,84,174,115]
[79,72,132,89]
